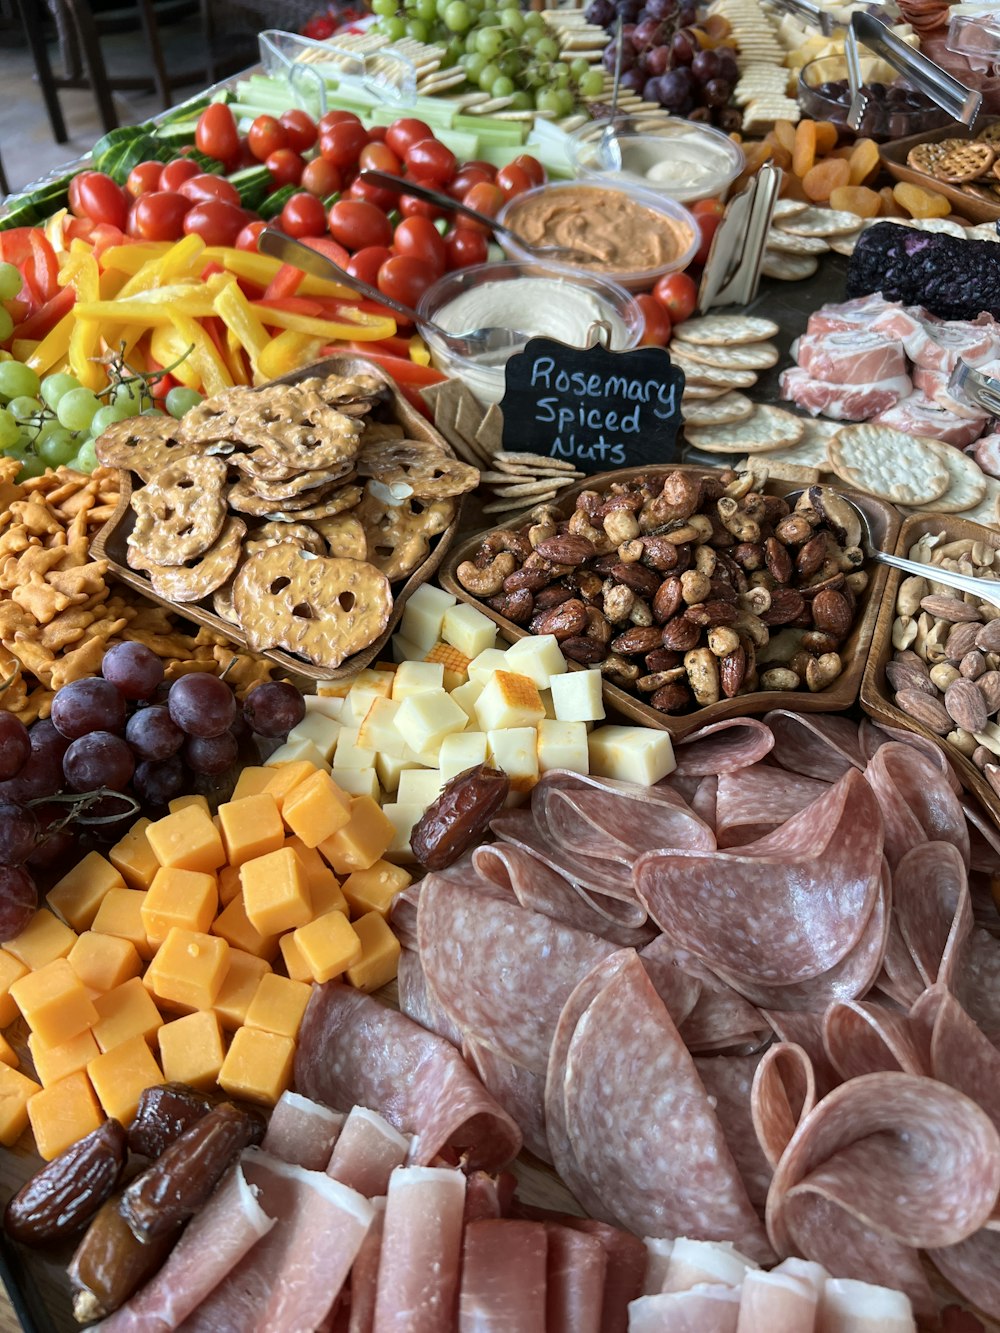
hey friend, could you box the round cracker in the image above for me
[777,206,865,237]
[684,404,805,454]
[761,252,819,282]
[672,314,779,346]
[682,392,756,427]
[673,354,759,389]
[773,199,809,219]
[827,424,951,506]
[915,443,987,514]
[682,383,731,400]
[764,228,830,255]
[672,340,779,371]
[949,476,1000,530]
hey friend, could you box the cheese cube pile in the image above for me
[0,779,411,1158]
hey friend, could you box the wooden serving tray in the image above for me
[90,355,462,685]
[879,119,1000,225]
[439,466,900,740]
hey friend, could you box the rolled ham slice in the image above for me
[544,1224,605,1333]
[736,1269,818,1333]
[261,1092,344,1170]
[373,1166,465,1333]
[796,329,908,385]
[628,1285,741,1333]
[671,718,774,777]
[458,1220,547,1332]
[816,1278,916,1333]
[327,1107,409,1198]
[294,984,522,1172]
[662,1238,758,1293]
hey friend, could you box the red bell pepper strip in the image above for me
[262,263,304,300]
[0,228,36,269]
[25,232,59,303]
[397,383,433,418]
[337,347,446,387]
[11,285,75,343]
[254,296,325,319]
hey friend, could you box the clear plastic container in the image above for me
[947,15,1000,71]
[495,181,698,294]
[568,116,745,204]
[798,54,955,142]
[416,261,643,406]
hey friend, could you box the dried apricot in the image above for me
[792,120,817,178]
[813,121,839,154]
[893,181,950,219]
[802,157,850,202]
[732,141,773,194]
[829,184,881,217]
[848,138,880,186]
[879,185,907,218]
[780,172,810,202]
[773,119,797,154]
[762,133,792,171]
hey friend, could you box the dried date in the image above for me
[69,1197,177,1323]
[411,764,511,871]
[127,1083,265,1160]
[4,1120,127,1245]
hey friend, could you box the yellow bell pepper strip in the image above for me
[44,209,70,255]
[66,253,104,391]
[99,267,127,300]
[201,248,353,299]
[212,279,271,377]
[255,330,326,383]
[118,234,207,298]
[24,308,75,376]
[251,303,396,343]
[168,311,232,396]
[149,326,200,390]
[98,243,171,276]
[74,285,218,325]
[224,328,251,387]
[408,334,431,367]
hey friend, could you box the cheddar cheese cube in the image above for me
[423,642,470,692]
[49,853,126,931]
[264,762,323,810]
[218,1027,295,1107]
[67,932,142,995]
[319,797,394,876]
[380,804,421,863]
[109,819,161,892]
[345,912,401,993]
[0,1033,17,1068]
[168,795,210,816]
[145,929,230,1013]
[588,725,676,785]
[27,1070,100,1159]
[286,712,342,762]
[442,603,496,659]
[278,932,311,983]
[391,660,444,701]
[331,727,376,772]
[342,862,412,918]
[487,728,539,793]
[28,1029,98,1088]
[281,771,351,849]
[396,768,445,807]
[291,912,361,984]
[157,1011,226,1090]
[357,697,407,759]
[311,876,349,920]
[142,868,218,948]
[218,863,242,907]
[244,973,312,1039]
[265,740,330,774]
[0,1064,41,1147]
[213,949,271,1030]
[217,793,285,866]
[504,634,567,689]
[283,837,335,898]
[476,672,545,732]
[240,847,312,937]
[3,909,77,971]
[438,731,488,782]
[88,1035,163,1124]
[333,768,382,802]
[467,649,509,684]
[212,893,280,963]
[11,959,97,1048]
[0,951,27,1028]
[146,806,225,875]
[394,689,466,756]
[451,678,485,724]
[231,766,273,801]
[550,668,605,723]
[91,889,153,960]
[537,719,590,775]
[398,583,456,651]
[92,977,163,1052]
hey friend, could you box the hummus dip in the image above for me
[503,184,694,275]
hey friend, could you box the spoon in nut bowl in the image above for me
[258,227,530,358]
[786,486,1000,611]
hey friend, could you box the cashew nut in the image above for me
[568,509,612,553]
[717,496,761,543]
[947,728,978,758]
[680,570,712,605]
[457,552,517,596]
[734,609,769,649]
[603,582,635,623]
[707,625,741,658]
[600,654,641,685]
[483,530,530,561]
[629,597,654,628]
[684,646,721,706]
[761,667,801,691]
[739,585,772,617]
[603,509,641,546]
[694,545,717,577]
[806,651,842,692]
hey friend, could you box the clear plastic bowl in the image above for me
[495,180,698,294]
[798,55,954,142]
[416,260,643,406]
[568,117,745,204]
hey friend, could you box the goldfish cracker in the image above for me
[792,120,817,178]
[893,181,950,219]
[848,138,880,187]
[813,121,839,154]
[802,158,850,202]
[829,185,881,218]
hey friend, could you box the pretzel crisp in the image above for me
[127,455,228,566]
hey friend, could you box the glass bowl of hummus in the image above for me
[495,181,698,293]
[568,118,745,205]
[416,260,643,405]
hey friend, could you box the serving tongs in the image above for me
[767,0,835,39]
[951,359,1000,418]
[846,11,983,132]
[697,162,781,311]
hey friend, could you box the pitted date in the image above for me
[411,763,510,871]
[127,1083,265,1160]
[70,1196,176,1323]
[4,1120,126,1245]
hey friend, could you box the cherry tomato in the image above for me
[328,199,393,251]
[182,200,252,247]
[359,142,402,175]
[279,108,318,154]
[347,245,393,286]
[195,103,240,166]
[72,172,128,229]
[385,117,434,160]
[368,125,388,143]
[692,197,726,218]
[347,176,398,212]
[279,192,328,239]
[404,139,456,188]
[377,255,436,309]
[234,137,258,170]
[68,171,97,215]
[178,173,241,207]
[266,149,305,188]
[320,121,369,169]
[132,191,192,242]
[248,114,288,162]
[300,158,342,199]
[445,226,488,269]
[460,182,504,234]
[653,271,698,323]
[636,293,672,346]
[399,193,443,221]
[448,165,492,201]
[159,158,200,192]
[495,163,533,201]
[125,161,163,199]
[463,159,497,181]
[319,109,363,134]
[692,211,722,267]
[510,154,545,187]
[392,216,447,276]
[235,220,266,251]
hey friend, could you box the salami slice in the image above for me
[546,950,773,1263]
[761,1012,838,1099]
[537,785,715,862]
[637,936,703,1030]
[928,1228,1000,1321]
[669,952,769,1054]
[893,841,972,990]
[463,1037,550,1165]
[694,1052,773,1209]
[396,949,464,1048]
[821,1001,927,1081]
[859,718,962,792]
[914,985,1000,1136]
[956,927,1000,1047]
[714,766,829,848]
[765,711,864,781]
[961,797,1000,875]
[692,776,718,830]
[672,718,775,778]
[751,1042,816,1171]
[864,742,970,870]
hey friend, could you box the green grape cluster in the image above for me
[370,0,606,112]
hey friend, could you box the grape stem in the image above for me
[94,340,196,402]
[25,787,141,828]
[0,667,21,698]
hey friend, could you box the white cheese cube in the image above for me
[439,731,488,782]
[422,642,470,691]
[316,679,352,699]
[329,768,381,802]
[442,603,497,659]
[381,803,422,862]
[467,648,510,683]
[537,719,590,775]
[487,728,540,793]
[399,583,457,651]
[475,671,546,733]
[392,660,445,701]
[396,768,446,807]
[265,738,330,773]
[345,669,394,725]
[394,689,467,755]
[376,751,420,795]
[331,726,377,772]
[286,712,342,762]
[550,669,606,723]
[541,689,556,720]
[304,694,344,720]
[504,634,567,689]
[356,697,407,759]
[392,633,428,664]
[588,726,675,786]
[451,678,485,724]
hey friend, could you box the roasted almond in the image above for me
[761,588,806,626]
[560,636,607,664]
[944,678,988,735]
[531,598,588,640]
[611,561,662,598]
[719,644,747,699]
[919,595,982,623]
[652,576,683,624]
[947,621,984,661]
[660,616,702,652]
[533,534,597,566]
[886,661,938,697]
[610,626,663,656]
[764,536,793,585]
[978,670,1000,715]
[895,689,953,735]
[976,620,1000,653]
[811,589,853,640]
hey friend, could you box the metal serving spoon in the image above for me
[598,20,626,172]
[258,227,530,358]
[357,169,594,264]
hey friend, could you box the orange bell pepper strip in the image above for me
[254,296,325,319]
[255,330,326,383]
[337,347,446,386]
[263,263,304,300]
[11,285,75,344]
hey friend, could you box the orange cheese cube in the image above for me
[157,1010,226,1090]
[91,889,153,960]
[284,837,335,897]
[218,864,242,908]
[0,1033,17,1068]
[217,793,285,867]
[212,894,279,963]
[67,932,142,995]
[311,878,349,919]
[0,951,27,1027]
[109,818,161,891]
[3,909,77,971]
[214,949,271,1030]
[244,973,312,1039]
[146,807,225,874]
[92,977,163,1052]
[48,853,126,931]
[168,795,210,816]
[263,760,319,813]
[0,1063,41,1147]
[292,912,361,985]
[240,847,311,937]
[281,770,351,849]
[278,932,311,983]
[88,1035,163,1124]
[231,766,273,801]
[11,959,98,1048]
[27,1070,100,1159]
[318,797,394,876]
[218,1027,294,1107]
[28,1029,99,1088]
[342,862,412,918]
[142,867,217,948]
[146,929,230,1013]
[345,912,401,993]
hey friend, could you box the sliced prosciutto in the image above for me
[817,1278,916,1333]
[544,1224,606,1333]
[294,984,522,1172]
[736,1269,818,1333]
[458,1220,547,1332]
[326,1106,409,1198]
[779,367,912,421]
[628,1285,741,1333]
[372,1166,465,1333]
[348,1203,384,1333]
[795,329,908,384]
[663,1238,758,1293]
[872,390,985,448]
[261,1092,343,1170]
[670,718,774,777]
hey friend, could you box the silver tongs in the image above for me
[697,163,781,311]
[846,11,982,131]
[767,0,834,38]
[951,360,1000,418]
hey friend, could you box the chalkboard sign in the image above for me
[499,336,685,474]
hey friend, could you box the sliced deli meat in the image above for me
[864,743,970,870]
[927,1227,1000,1323]
[627,1285,742,1333]
[714,766,830,848]
[821,1001,928,1082]
[735,1268,819,1333]
[457,1219,548,1333]
[694,1055,773,1210]
[326,1106,409,1198]
[670,718,775,778]
[260,1092,344,1171]
[751,1042,817,1170]
[462,1038,550,1165]
[373,1166,465,1333]
[543,1224,606,1333]
[765,712,864,781]
[779,367,913,422]
[817,1278,916,1333]
[795,330,908,385]
[892,841,972,990]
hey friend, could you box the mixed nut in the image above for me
[456,469,869,713]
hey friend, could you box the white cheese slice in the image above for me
[439,731,488,781]
[442,603,497,659]
[286,712,342,762]
[504,634,567,689]
[537,719,589,775]
[393,689,467,755]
